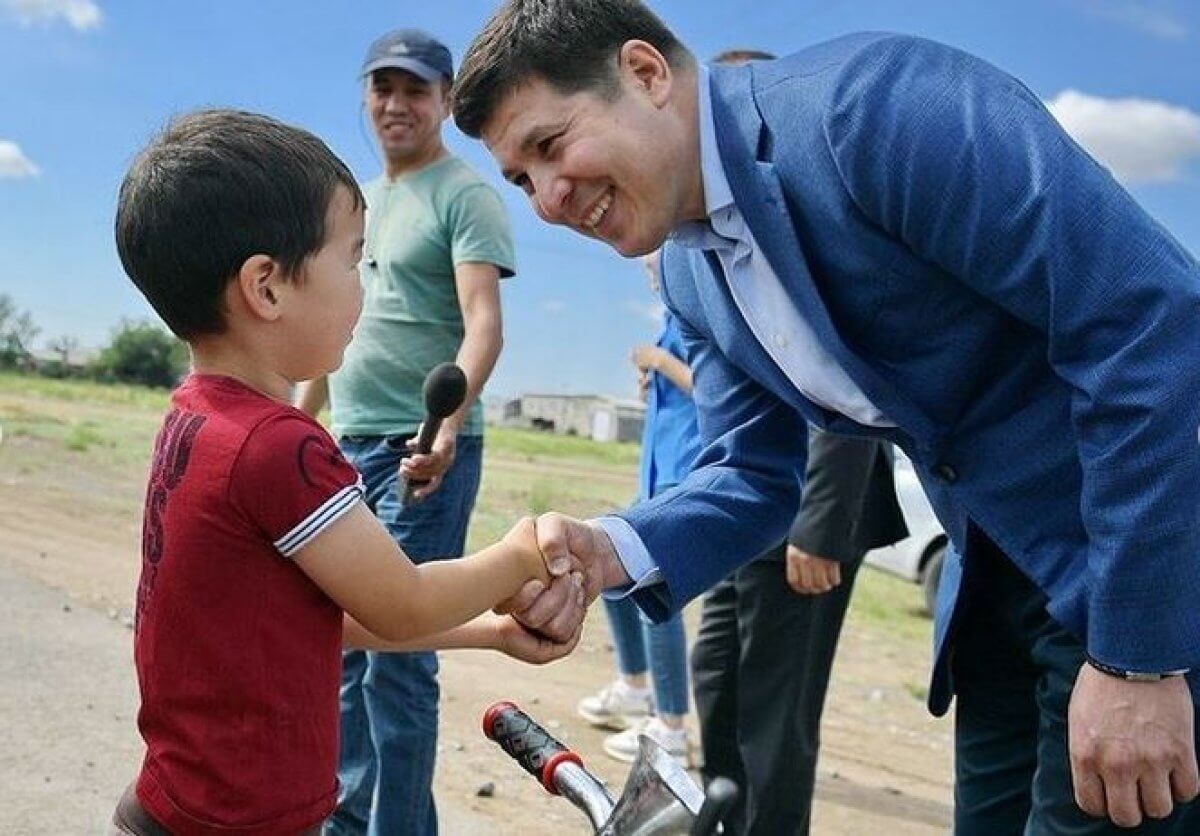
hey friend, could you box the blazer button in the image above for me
[934,463,958,483]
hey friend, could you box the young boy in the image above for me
[109,109,581,835]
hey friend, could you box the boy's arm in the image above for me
[343,608,582,664]
[294,505,557,643]
[295,375,329,418]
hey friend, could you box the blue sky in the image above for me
[2,0,1198,398]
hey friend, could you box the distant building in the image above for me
[494,393,645,443]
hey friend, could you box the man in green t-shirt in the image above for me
[297,29,514,836]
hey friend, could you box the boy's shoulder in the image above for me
[162,375,332,479]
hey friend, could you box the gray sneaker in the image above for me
[576,679,654,730]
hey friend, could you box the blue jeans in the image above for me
[603,597,689,717]
[326,434,483,836]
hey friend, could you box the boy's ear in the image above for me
[235,254,286,322]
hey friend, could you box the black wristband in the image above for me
[1085,654,1189,682]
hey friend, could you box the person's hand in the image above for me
[400,427,456,500]
[500,516,557,585]
[497,512,630,642]
[631,344,666,373]
[496,571,587,644]
[1068,663,1199,827]
[491,612,583,665]
[785,545,842,595]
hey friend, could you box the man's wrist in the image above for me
[1085,654,1189,682]
[587,521,632,588]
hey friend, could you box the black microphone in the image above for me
[401,363,468,504]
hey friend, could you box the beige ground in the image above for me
[0,384,953,834]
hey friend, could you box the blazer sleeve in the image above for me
[618,249,808,622]
[788,428,881,565]
[824,36,1200,672]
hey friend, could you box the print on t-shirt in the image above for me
[136,408,206,627]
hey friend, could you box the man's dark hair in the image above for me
[453,0,690,139]
[115,109,363,340]
[712,48,776,64]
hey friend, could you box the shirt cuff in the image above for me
[592,516,663,599]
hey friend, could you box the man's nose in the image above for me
[532,173,570,224]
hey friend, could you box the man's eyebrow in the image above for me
[499,122,567,184]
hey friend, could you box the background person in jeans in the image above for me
[577,249,697,765]
[297,29,514,836]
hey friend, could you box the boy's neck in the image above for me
[189,339,293,403]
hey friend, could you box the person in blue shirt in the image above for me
[576,249,698,765]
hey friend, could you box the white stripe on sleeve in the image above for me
[274,480,364,558]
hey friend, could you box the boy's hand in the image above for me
[502,516,571,586]
[493,613,582,664]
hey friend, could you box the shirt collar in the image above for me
[696,65,735,217]
[671,66,737,249]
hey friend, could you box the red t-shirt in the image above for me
[133,374,362,834]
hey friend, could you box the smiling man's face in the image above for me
[481,43,702,258]
[366,69,448,167]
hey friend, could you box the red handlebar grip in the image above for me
[483,701,583,794]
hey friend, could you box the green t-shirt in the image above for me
[330,155,515,437]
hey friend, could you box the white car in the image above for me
[863,450,948,615]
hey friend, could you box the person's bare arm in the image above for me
[343,607,582,664]
[295,376,329,418]
[295,505,557,643]
[401,262,503,498]
[631,345,692,394]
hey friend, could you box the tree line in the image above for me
[0,294,187,388]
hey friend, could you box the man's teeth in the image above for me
[586,191,613,230]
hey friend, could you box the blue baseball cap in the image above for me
[361,29,453,83]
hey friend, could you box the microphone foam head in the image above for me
[423,362,468,418]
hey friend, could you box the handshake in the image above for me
[499,512,632,654]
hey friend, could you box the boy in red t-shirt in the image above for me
[109,109,582,835]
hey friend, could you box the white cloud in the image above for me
[624,298,665,325]
[1047,90,1200,184]
[1079,1,1188,40]
[0,140,40,178]
[540,300,566,314]
[2,0,102,30]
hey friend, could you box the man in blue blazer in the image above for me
[453,1,1200,831]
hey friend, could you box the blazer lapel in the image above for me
[707,65,938,450]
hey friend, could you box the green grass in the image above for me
[0,371,170,410]
[486,425,641,468]
[846,568,934,644]
[64,420,108,452]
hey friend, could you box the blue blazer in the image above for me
[617,33,1200,712]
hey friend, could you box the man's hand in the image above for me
[496,512,630,642]
[1068,663,1199,827]
[785,545,842,595]
[401,427,456,500]
[492,612,582,665]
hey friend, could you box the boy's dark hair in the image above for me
[453,0,691,139]
[712,49,776,64]
[115,109,363,340]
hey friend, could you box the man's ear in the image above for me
[234,254,286,322]
[619,40,673,107]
